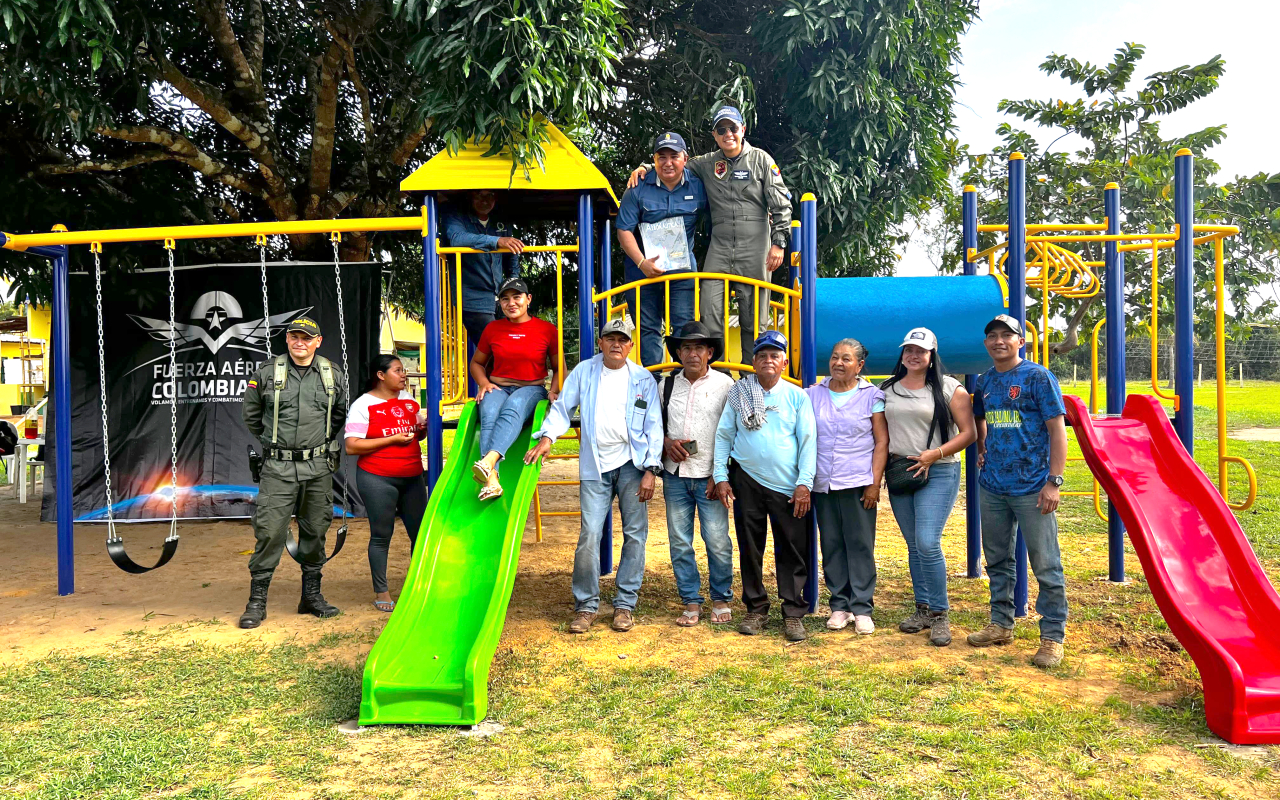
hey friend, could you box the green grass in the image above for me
[4,383,1279,799]
[1,631,1269,800]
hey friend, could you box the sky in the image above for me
[897,0,1280,276]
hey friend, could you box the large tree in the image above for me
[931,43,1280,355]
[600,0,977,278]
[1,0,977,308]
[0,0,624,300]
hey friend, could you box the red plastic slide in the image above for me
[1064,394,1280,743]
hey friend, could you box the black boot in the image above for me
[298,572,341,618]
[239,577,271,629]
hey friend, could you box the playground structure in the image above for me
[0,131,1275,740]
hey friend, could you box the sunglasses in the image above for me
[714,124,740,136]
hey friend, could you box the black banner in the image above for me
[41,261,381,522]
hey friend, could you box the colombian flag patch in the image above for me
[247,379,258,388]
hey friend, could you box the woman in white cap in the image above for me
[880,327,976,647]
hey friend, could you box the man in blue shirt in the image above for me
[616,131,709,368]
[526,316,664,635]
[968,314,1069,668]
[713,331,817,641]
[440,190,526,345]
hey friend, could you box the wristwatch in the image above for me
[645,465,663,476]
[1047,474,1064,487]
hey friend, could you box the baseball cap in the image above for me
[653,131,687,154]
[599,315,635,340]
[752,329,788,354]
[498,277,531,297]
[711,106,745,128]
[286,316,322,337]
[899,327,938,351]
[984,314,1025,336]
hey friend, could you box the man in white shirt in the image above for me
[658,321,735,626]
[526,316,664,634]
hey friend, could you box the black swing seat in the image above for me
[107,535,180,574]
[285,523,347,566]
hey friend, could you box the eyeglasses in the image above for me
[714,124,740,136]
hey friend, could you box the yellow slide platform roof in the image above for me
[400,119,619,209]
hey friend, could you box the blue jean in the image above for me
[979,486,1069,642]
[575,463,649,612]
[477,385,547,460]
[662,471,734,605]
[888,460,961,612]
[625,265,695,368]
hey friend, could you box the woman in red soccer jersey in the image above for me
[469,277,560,501]
[344,355,427,611]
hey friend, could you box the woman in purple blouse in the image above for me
[805,338,888,635]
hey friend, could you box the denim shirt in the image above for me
[535,355,664,482]
[440,213,520,313]
[616,169,708,280]
[806,377,885,493]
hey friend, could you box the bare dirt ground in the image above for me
[1230,427,1280,442]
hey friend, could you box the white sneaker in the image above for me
[826,610,853,630]
[853,615,875,635]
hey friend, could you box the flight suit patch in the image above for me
[732,169,750,180]
[714,160,728,179]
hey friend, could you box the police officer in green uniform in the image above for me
[238,316,349,629]
[629,106,793,362]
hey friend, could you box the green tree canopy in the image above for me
[599,0,977,277]
[933,43,1280,353]
[0,0,978,309]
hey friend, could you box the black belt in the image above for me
[266,446,328,462]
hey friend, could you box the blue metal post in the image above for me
[799,194,819,613]
[1173,149,1195,452]
[597,219,611,330]
[577,194,611,576]
[1104,182,1127,582]
[51,244,74,596]
[788,220,802,380]
[422,199,444,491]
[1008,153,1029,618]
[962,185,983,579]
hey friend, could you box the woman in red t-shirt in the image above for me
[469,277,560,501]
[344,355,426,611]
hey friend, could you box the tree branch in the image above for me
[93,124,267,198]
[390,121,430,167]
[149,46,291,205]
[39,151,178,174]
[194,0,258,99]
[325,20,373,141]
[306,39,345,217]
[245,0,265,80]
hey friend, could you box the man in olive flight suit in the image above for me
[238,316,349,629]
[630,106,793,362]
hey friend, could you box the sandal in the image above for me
[478,484,504,502]
[710,603,732,625]
[471,460,493,485]
[676,606,701,627]
[373,599,395,613]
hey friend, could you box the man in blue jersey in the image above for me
[968,314,1069,668]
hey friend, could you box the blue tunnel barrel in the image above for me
[812,275,1006,375]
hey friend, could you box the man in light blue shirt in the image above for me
[526,316,664,634]
[713,330,816,641]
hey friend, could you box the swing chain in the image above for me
[257,234,271,357]
[166,242,180,540]
[331,235,351,524]
[93,245,119,544]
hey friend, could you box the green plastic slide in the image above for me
[358,399,547,726]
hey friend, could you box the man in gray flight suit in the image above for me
[629,106,793,363]
[238,315,349,629]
